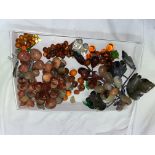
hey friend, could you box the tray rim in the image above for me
[12,29,142,44]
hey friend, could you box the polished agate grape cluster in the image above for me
[17,50,83,109]
[16,38,88,109]
[15,34,155,111]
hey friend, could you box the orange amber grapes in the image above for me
[15,33,40,50]
[106,43,114,52]
[89,45,96,53]
[66,90,71,96]
[69,69,77,76]
[86,53,92,59]
[15,43,21,48]
[21,46,27,51]
[63,95,68,101]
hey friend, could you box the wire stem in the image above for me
[122,68,136,88]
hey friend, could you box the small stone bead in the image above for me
[72,81,78,88]
[50,90,59,99]
[59,90,66,98]
[19,95,29,103]
[50,78,59,89]
[103,83,112,91]
[56,97,63,104]
[114,76,122,88]
[94,85,104,93]
[120,95,132,105]
[103,72,113,83]
[70,96,76,103]
[65,82,72,90]
[32,69,40,77]
[26,99,35,107]
[98,65,107,77]
[52,57,61,69]
[44,63,53,72]
[74,89,80,94]
[109,88,119,96]
[58,67,66,74]
[69,69,77,76]
[104,95,115,103]
[78,84,85,91]
[77,77,84,84]
[30,48,42,61]
[42,73,52,82]
[33,60,44,70]
[45,98,56,109]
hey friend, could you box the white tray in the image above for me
[10,30,143,111]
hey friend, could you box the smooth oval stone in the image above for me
[50,78,59,89]
[58,67,66,74]
[59,90,66,99]
[103,83,112,91]
[45,98,56,109]
[36,99,44,105]
[17,51,31,62]
[94,85,104,93]
[104,95,115,103]
[51,68,59,77]
[52,57,61,69]
[120,95,132,105]
[24,71,35,80]
[66,82,72,90]
[30,48,42,61]
[56,97,63,104]
[116,103,124,111]
[17,83,28,91]
[103,72,113,83]
[98,65,107,77]
[72,81,78,88]
[44,63,53,72]
[114,76,122,88]
[33,60,44,70]
[70,96,76,103]
[50,90,59,99]
[109,88,119,96]
[19,95,29,103]
[42,73,52,83]
[26,99,35,107]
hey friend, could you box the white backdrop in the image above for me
[0,19,154,134]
